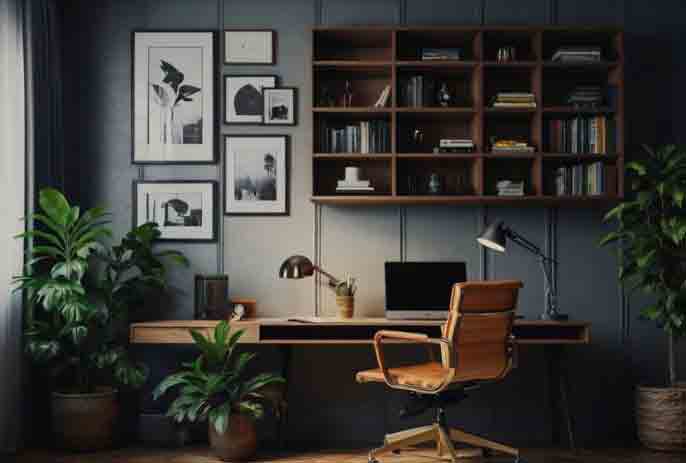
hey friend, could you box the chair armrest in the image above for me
[372,331,456,394]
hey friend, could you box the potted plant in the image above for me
[15,188,187,451]
[153,321,284,461]
[601,145,686,451]
[335,274,357,319]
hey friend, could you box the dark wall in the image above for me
[58,0,686,449]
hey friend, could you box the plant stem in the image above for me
[668,330,677,387]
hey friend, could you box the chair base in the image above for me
[368,423,519,463]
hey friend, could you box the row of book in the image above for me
[491,92,536,108]
[399,75,437,107]
[319,120,391,154]
[553,162,607,196]
[496,180,525,197]
[546,116,616,154]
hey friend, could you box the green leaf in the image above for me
[626,161,648,176]
[599,232,620,247]
[29,213,66,243]
[15,229,64,250]
[153,372,191,399]
[154,250,190,267]
[641,306,661,321]
[32,245,65,259]
[210,403,231,435]
[39,188,72,226]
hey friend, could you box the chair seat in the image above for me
[356,361,496,390]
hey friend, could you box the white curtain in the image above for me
[0,0,26,453]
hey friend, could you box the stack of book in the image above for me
[554,162,606,196]
[400,75,437,107]
[319,120,391,154]
[336,179,374,193]
[496,180,525,197]
[421,48,461,60]
[546,116,616,154]
[491,140,535,153]
[439,139,474,153]
[567,85,603,106]
[491,92,536,108]
[551,46,602,63]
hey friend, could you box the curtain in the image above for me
[0,0,27,453]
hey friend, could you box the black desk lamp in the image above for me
[279,255,340,288]
[477,221,568,321]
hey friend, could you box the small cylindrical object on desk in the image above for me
[194,274,230,320]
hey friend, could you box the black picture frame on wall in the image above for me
[263,87,298,126]
[131,31,219,165]
[133,180,218,242]
[224,75,278,125]
[224,135,290,216]
[224,29,277,65]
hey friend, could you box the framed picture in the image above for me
[263,87,297,126]
[224,135,289,216]
[224,29,276,65]
[224,75,277,125]
[133,180,217,242]
[132,31,217,164]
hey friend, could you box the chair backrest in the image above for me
[441,280,522,381]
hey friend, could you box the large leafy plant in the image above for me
[601,145,686,386]
[15,188,187,393]
[153,321,284,434]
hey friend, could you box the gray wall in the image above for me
[59,0,686,449]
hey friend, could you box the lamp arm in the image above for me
[313,266,341,287]
[505,228,557,264]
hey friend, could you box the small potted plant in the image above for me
[154,321,284,461]
[335,274,357,319]
[15,188,187,451]
[601,145,686,451]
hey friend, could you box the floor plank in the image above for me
[10,447,686,463]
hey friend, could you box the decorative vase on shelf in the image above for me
[336,296,354,319]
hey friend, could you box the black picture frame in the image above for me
[132,180,218,242]
[223,29,277,65]
[263,87,298,126]
[224,134,290,216]
[224,74,279,125]
[131,30,219,165]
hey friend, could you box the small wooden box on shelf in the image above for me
[310,26,623,206]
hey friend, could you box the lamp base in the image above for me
[540,312,569,321]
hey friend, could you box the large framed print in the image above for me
[224,29,276,65]
[224,135,289,216]
[133,180,218,242]
[132,31,217,164]
[224,75,277,125]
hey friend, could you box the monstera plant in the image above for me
[15,188,187,451]
[600,145,686,451]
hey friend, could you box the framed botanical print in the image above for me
[263,87,297,126]
[224,135,289,216]
[224,75,277,125]
[224,29,276,65]
[132,31,217,164]
[133,180,217,242]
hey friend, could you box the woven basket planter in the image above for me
[637,383,686,451]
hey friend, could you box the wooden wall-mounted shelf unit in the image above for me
[311,26,624,206]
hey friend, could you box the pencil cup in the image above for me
[336,296,354,319]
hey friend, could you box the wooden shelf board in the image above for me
[541,153,619,159]
[485,107,537,114]
[542,106,615,114]
[397,153,479,159]
[483,152,537,159]
[396,60,478,68]
[395,107,475,114]
[311,195,619,206]
[313,107,392,113]
[313,153,392,160]
[543,60,619,69]
[482,61,538,68]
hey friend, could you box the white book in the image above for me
[338,180,371,188]
[336,186,375,192]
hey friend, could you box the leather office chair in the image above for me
[356,280,523,463]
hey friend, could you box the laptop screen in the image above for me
[385,262,467,312]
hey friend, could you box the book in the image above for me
[336,186,375,192]
[421,48,461,60]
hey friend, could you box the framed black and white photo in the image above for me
[224,29,275,65]
[224,75,277,125]
[263,87,297,126]
[132,32,217,164]
[133,180,217,242]
[224,135,289,216]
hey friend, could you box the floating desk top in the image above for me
[129,317,590,345]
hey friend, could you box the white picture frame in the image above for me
[224,135,289,216]
[132,31,216,164]
[263,87,297,126]
[224,75,277,125]
[133,180,217,242]
[224,30,275,64]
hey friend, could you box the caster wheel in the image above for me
[514,457,526,463]
[392,449,401,454]
[482,448,492,457]
[368,458,379,463]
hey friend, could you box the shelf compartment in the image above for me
[542,157,617,197]
[396,29,480,61]
[543,29,622,62]
[483,30,540,61]
[484,112,539,153]
[313,29,392,62]
[542,67,616,108]
[314,67,392,108]
[313,158,392,197]
[397,66,476,109]
[397,111,479,154]
[484,67,536,108]
[397,157,478,196]
[396,60,478,69]
[484,157,540,196]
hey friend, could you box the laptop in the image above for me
[384,261,467,320]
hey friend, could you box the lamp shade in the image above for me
[476,221,507,253]
[279,255,315,279]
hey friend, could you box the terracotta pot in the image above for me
[336,296,354,319]
[637,384,686,452]
[51,387,118,451]
[208,414,258,461]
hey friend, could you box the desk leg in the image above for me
[277,345,292,449]
[545,345,577,451]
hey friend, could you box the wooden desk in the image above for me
[130,317,589,450]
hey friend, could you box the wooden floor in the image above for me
[10,447,686,463]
